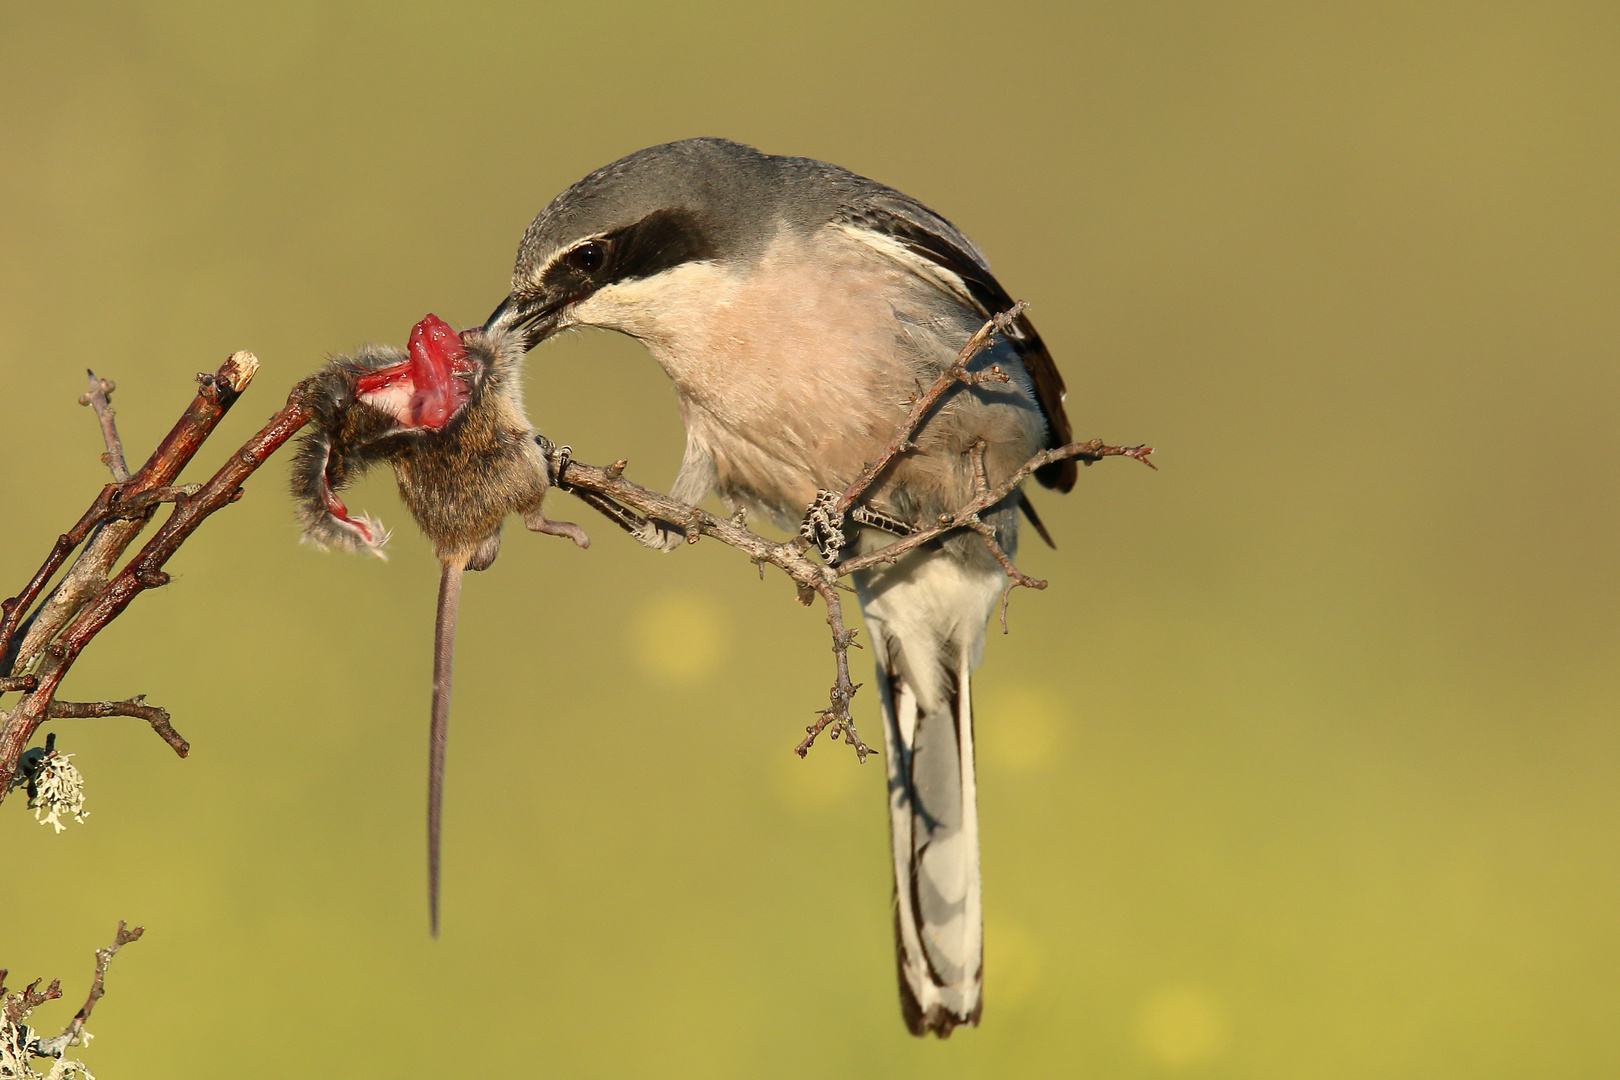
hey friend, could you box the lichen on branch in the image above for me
[1,922,143,1080]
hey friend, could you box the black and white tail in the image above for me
[857,555,1002,1037]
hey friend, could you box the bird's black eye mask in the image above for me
[540,207,717,299]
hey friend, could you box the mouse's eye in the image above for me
[567,241,606,273]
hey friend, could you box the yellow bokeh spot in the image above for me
[976,684,1064,771]
[630,591,726,682]
[1133,984,1230,1069]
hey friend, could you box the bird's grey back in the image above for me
[513,138,992,282]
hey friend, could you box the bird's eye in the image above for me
[568,241,606,273]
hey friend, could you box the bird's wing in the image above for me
[833,191,1076,492]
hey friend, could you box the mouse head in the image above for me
[291,314,498,557]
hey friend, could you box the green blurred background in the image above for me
[3,2,1617,1076]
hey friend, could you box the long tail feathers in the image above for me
[871,618,985,1037]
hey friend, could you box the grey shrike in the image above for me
[484,138,1075,1037]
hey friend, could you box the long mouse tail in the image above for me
[429,558,462,937]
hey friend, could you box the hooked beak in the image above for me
[483,293,565,351]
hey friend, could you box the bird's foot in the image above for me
[799,489,846,564]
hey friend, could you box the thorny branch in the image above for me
[547,302,1155,760]
[1,922,144,1076]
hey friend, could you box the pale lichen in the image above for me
[0,990,93,1080]
[8,747,88,833]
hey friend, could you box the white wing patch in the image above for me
[830,222,978,310]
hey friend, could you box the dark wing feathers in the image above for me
[835,192,1076,492]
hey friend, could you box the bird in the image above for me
[483,138,1074,1036]
[291,314,588,936]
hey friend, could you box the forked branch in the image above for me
[1,354,318,794]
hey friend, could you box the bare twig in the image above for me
[102,484,206,520]
[28,922,145,1059]
[792,600,868,759]
[79,370,129,483]
[47,698,188,758]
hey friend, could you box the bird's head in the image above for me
[483,138,814,348]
